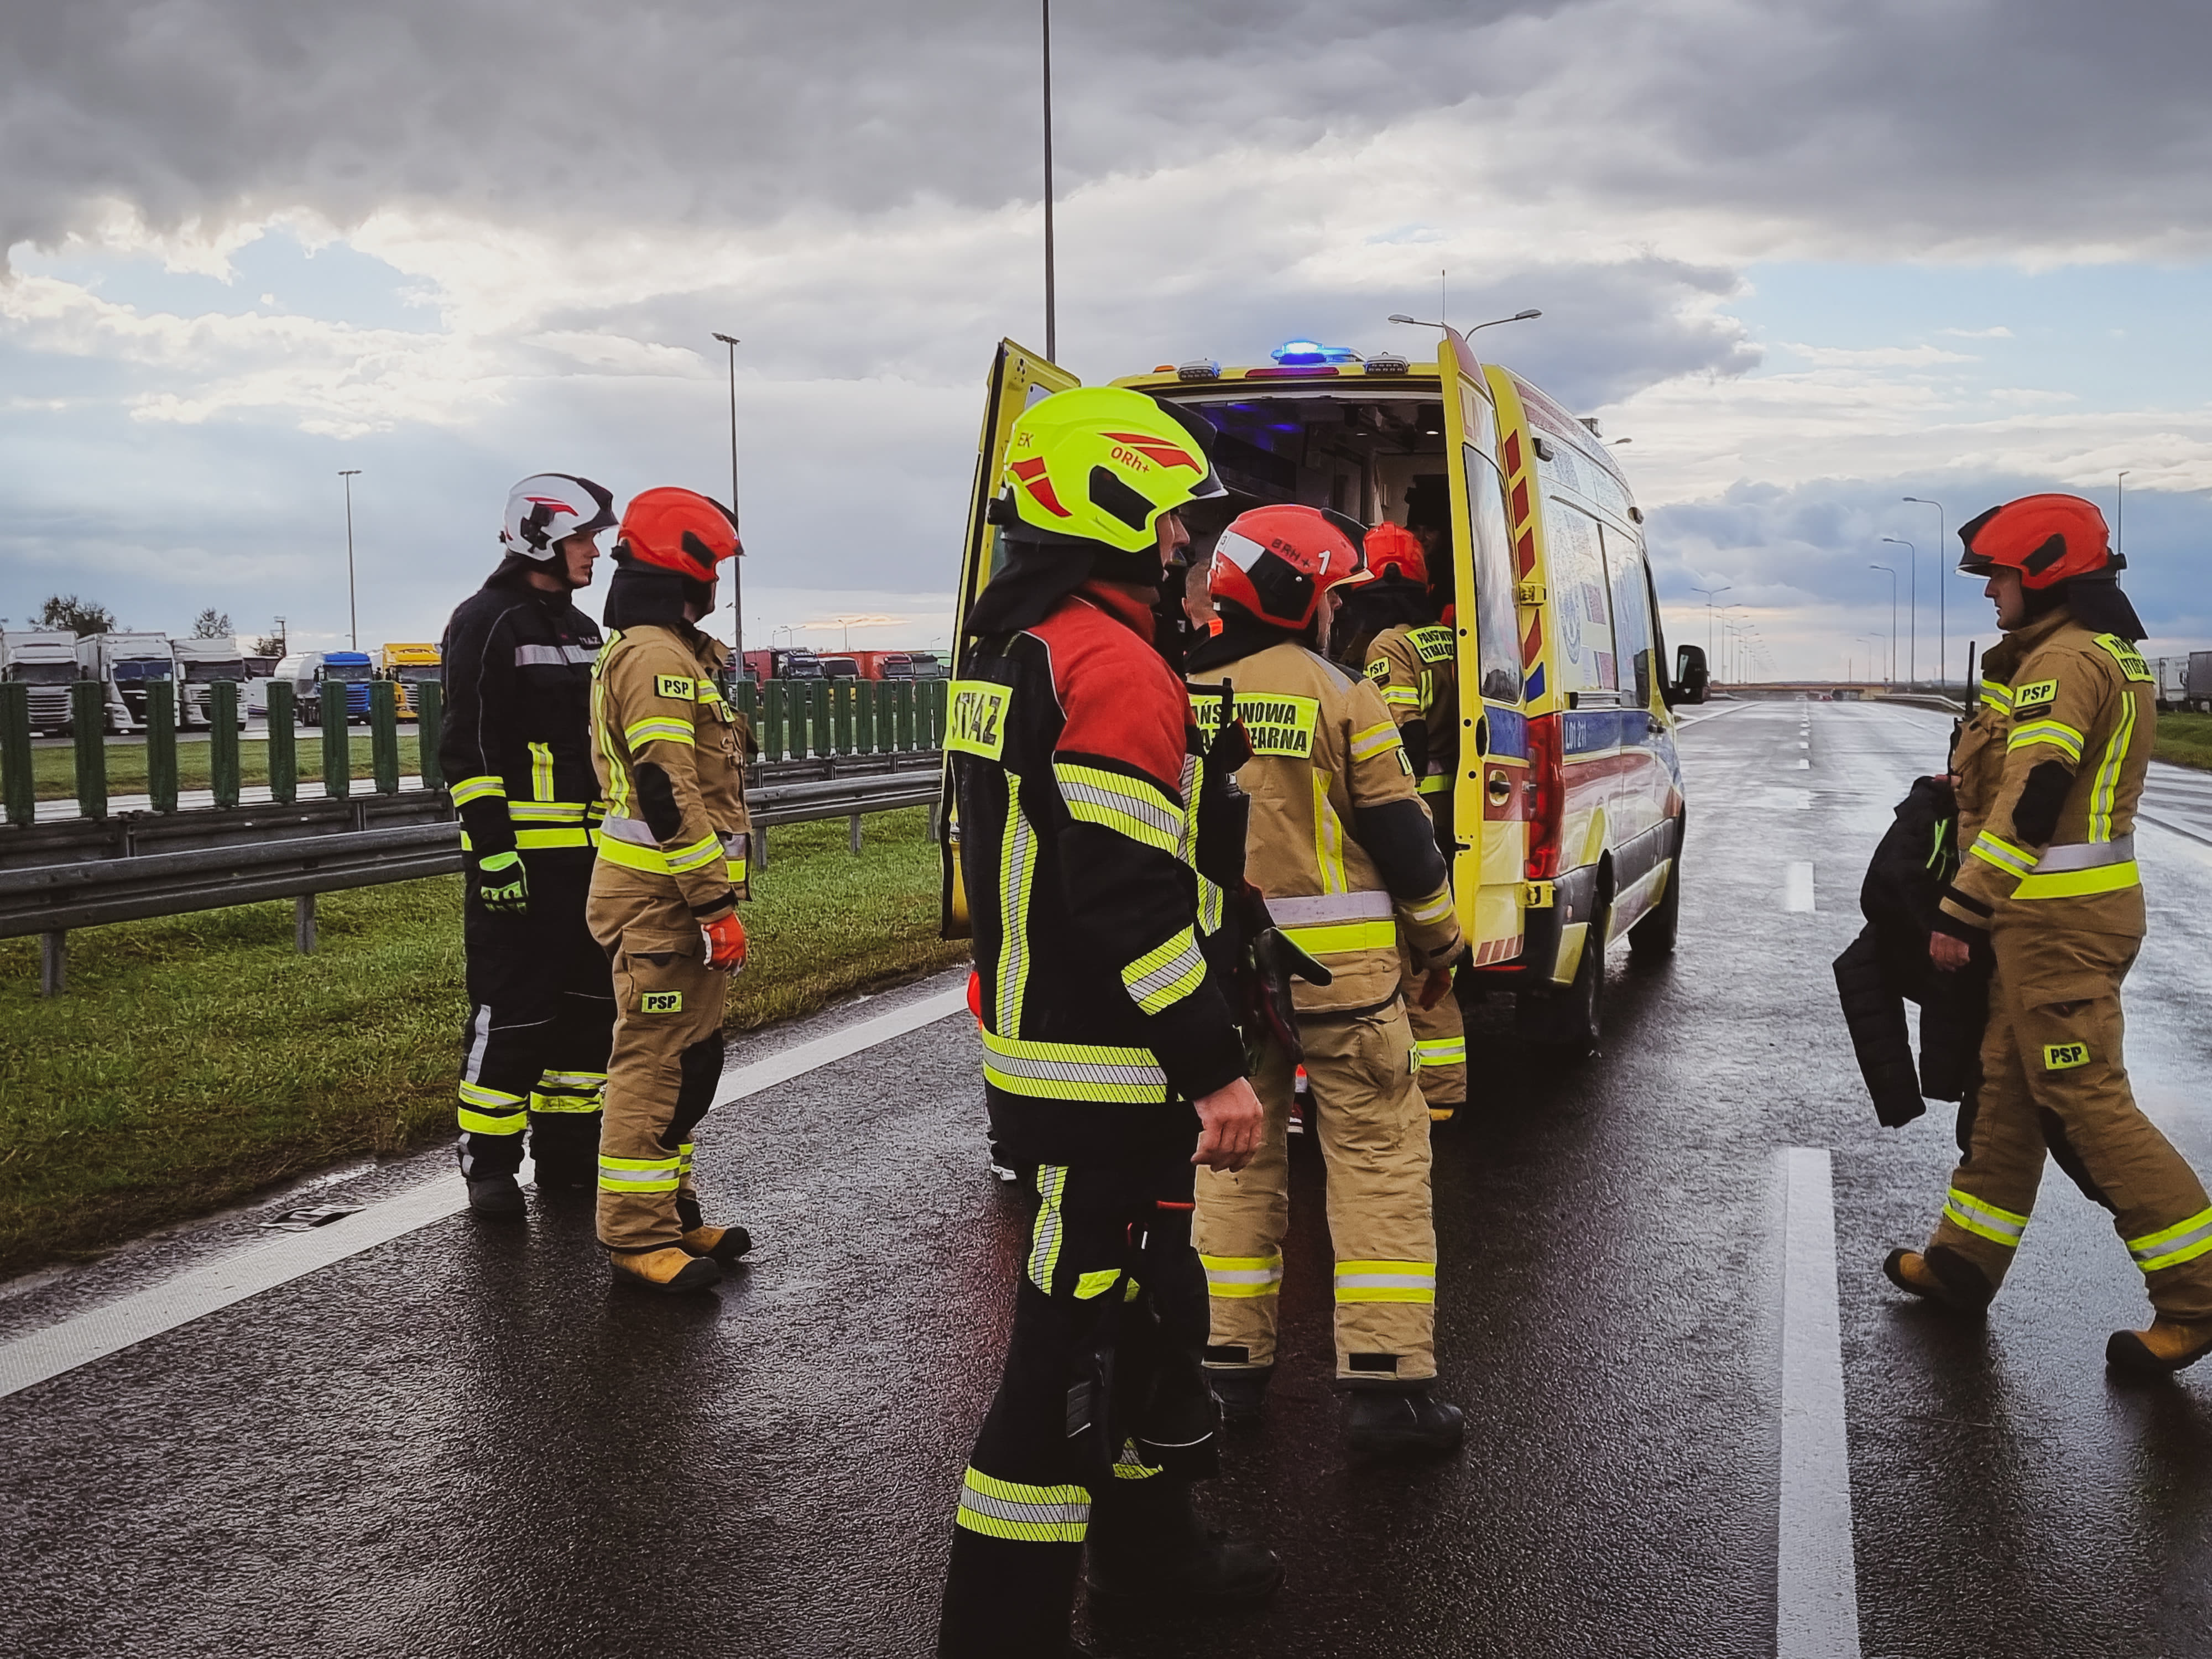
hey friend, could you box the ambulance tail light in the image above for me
[1524,713,1564,881]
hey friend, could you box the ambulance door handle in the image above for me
[1486,771,1511,804]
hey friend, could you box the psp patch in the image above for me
[640,990,684,1015]
[655,674,695,701]
[2043,1041,2090,1071]
[2012,678,2057,712]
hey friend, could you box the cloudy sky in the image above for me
[4,0,2209,681]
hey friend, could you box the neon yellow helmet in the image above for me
[1000,386,1226,553]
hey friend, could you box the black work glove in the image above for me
[474,849,529,914]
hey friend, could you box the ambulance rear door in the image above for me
[941,338,1081,938]
[1435,332,1528,967]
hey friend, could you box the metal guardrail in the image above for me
[6,765,943,994]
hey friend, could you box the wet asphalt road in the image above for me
[4,698,2211,1658]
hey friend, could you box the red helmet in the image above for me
[1364,521,1427,586]
[1208,504,1371,632]
[1956,493,2114,589]
[615,488,742,581]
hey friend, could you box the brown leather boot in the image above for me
[609,1246,723,1294]
[1882,1246,1994,1314]
[681,1224,753,1266]
[2106,1318,2212,1375]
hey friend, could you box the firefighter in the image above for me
[1189,505,1468,1454]
[1891,493,2212,1374]
[587,487,755,1294]
[937,386,1279,1655]
[441,474,618,1219]
[1342,520,1467,1123]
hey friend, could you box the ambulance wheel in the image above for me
[1517,896,1607,1059]
[1630,834,1683,959]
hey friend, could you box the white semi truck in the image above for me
[171,637,251,729]
[74,632,180,734]
[0,629,81,735]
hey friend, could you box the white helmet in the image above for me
[500,473,616,562]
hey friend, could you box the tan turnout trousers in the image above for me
[1401,935,1467,1117]
[1195,1006,1436,1385]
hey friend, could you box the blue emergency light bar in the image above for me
[1270,341,1363,366]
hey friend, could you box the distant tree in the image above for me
[34,594,115,637]
[191,608,233,639]
[250,633,287,658]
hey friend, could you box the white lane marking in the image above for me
[1799,740,1810,749]
[1784,862,1816,911]
[1778,1147,1863,1659]
[0,987,970,1400]
[1796,758,1811,769]
[1676,702,1751,729]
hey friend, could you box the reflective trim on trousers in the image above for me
[598,1154,681,1194]
[1944,1186,2029,1248]
[458,1105,526,1136]
[1112,1439,1165,1481]
[2129,1208,2212,1273]
[980,1031,1169,1103]
[1415,1037,1467,1066]
[1334,1260,1437,1303]
[1027,1165,1067,1292]
[1202,1251,1284,1299]
[953,1467,1090,1543]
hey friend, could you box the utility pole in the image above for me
[2117,469,2131,560]
[1041,0,1057,361]
[338,470,362,651]
[1903,497,1945,690]
[1692,585,1731,662]
[1869,564,1897,685]
[712,332,744,665]
[1880,536,1916,686]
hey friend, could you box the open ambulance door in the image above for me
[940,338,1081,939]
[1436,331,1528,968]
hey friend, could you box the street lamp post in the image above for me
[1869,565,1898,684]
[1691,585,1731,661]
[711,332,744,666]
[1880,536,1916,687]
[1388,309,1541,338]
[1041,0,1056,360]
[2116,469,2131,559]
[338,470,362,651]
[1903,497,1945,690]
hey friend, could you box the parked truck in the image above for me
[739,648,827,683]
[2187,651,2212,715]
[75,632,179,734]
[377,642,442,719]
[1,629,82,735]
[845,649,948,680]
[273,649,375,726]
[171,637,249,729]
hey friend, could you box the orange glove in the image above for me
[700,912,747,972]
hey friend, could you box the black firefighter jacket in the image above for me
[1831,773,1990,1133]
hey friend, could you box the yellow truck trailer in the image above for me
[377,642,442,719]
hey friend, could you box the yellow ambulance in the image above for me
[945,333,1709,1053]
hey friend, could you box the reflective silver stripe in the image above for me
[1265,890,1395,926]
[2033,834,2135,873]
[514,643,598,666]
[1334,1270,1435,1291]
[957,1485,1089,1533]
[1203,1264,1282,1289]
[597,1165,679,1186]
[462,1004,493,1085]
[598,813,659,847]
[509,801,591,823]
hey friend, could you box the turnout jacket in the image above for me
[439,567,605,858]
[588,623,752,924]
[951,584,1247,1166]
[1937,607,2153,943]
[1189,634,1462,1015]
[1364,622,1458,802]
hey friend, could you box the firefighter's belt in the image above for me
[1266,890,1397,956]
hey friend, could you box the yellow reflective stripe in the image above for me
[528,1094,602,1114]
[2091,686,2136,841]
[1111,1438,1164,1480]
[1202,1251,1284,1298]
[450,774,506,806]
[1075,1268,1123,1301]
[2013,859,2140,900]
[1334,1259,1436,1303]
[528,740,554,801]
[997,773,1036,1034]
[457,1106,526,1135]
[980,1031,1170,1103]
[1404,886,1454,926]
[1415,1037,1468,1066]
[1944,1186,2029,1247]
[509,827,592,851]
[598,1154,681,1193]
[1028,1165,1067,1291]
[592,648,632,818]
[1196,873,1225,938]
[1378,684,1422,708]
[1349,721,1400,763]
[508,799,591,823]
[1313,770,1347,894]
[1282,919,1397,955]
[2007,719,2084,763]
[1969,832,2036,877]
[1053,762,1185,855]
[1121,925,1207,1016]
[664,833,723,874]
[2128,1208,2212,1272]
[597,835,737,881]
[1417,773,1451,794]
[458,1081,526,1110]
[1978,680,2013,712]
[541,1070,606,1089]
[624,716,695,748]
[954,1468,1090,1543]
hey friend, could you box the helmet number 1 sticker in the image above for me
[947,681,1011,760]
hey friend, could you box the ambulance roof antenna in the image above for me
[1042,0,1057,362]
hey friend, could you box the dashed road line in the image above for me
[0,987,969,1400]
[1784,862,1816,911]
[1778,1147,1863,1659]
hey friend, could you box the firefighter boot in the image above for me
[466,1174,525,1220]
[609,1246,723,1295]
[675,1193,753,1266]
[1346,1387,1464,1458]
[2106,1319,2212,1376]
[1882,1246,1995,1314]
[1207,1366,1272,1426]
[1083,1477,1281,1610]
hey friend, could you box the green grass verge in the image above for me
[2154,711,2212,772]
[25,732,425,800]
[0,807,967,1275]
